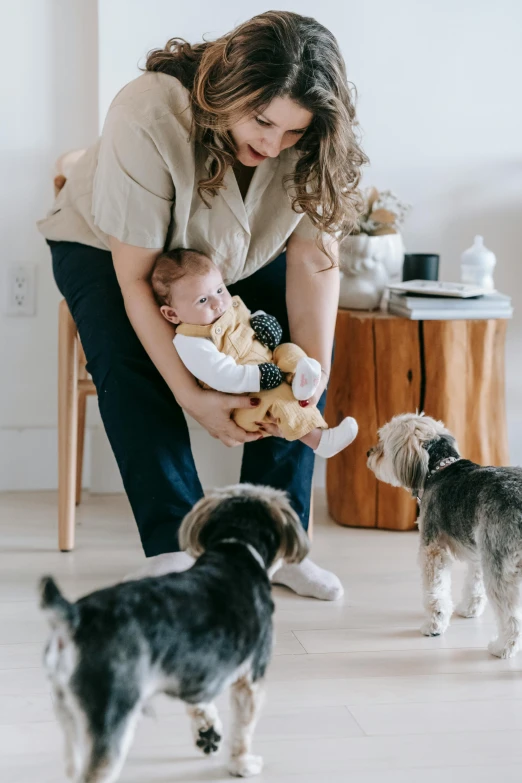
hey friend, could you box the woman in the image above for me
[38,11,366,600]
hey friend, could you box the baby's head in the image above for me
[152,248,232,326]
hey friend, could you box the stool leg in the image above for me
[58,301,78,551]
[76,391,87,506]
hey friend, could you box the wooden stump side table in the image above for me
[325,310,509,531]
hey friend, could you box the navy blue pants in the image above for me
[50,241,326,556]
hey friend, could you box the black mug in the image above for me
[402,253,439,282]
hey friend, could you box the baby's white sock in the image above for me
[314,417,358,459]
[123,551,194,582]
[292,357,322,401]
[272,557,344,601]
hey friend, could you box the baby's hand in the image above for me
[250,314,283,350]
[255,411,285,439]
[259,363,284,390]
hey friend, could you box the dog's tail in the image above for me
[39,576,79,631]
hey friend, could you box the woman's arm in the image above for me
[285,232,340,400]
[110,237,262,446]
[110,237,199,403]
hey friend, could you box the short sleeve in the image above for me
[291,214,321,242]
[291,214,338,250]
[92,106,175,248]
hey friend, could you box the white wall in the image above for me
[97,0,522,463]
[0,0,99,489]
[1,0,521,491]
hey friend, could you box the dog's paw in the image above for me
[189,704,222,756]
[420,614,450,637]
[228,754,264,777]
[196,725,222,755]
[456,596,486,618]
[488,636,520,659]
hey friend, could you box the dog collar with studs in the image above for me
[427,456,461,480]
[416,456,461,506]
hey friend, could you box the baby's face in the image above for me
[163,267,233,326]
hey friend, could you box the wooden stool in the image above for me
[58,300,96,551]
[325,310,509,531]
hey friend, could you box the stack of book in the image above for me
[387,280,513,320]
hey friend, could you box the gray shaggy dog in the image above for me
[367,413,522,659]
[39,484,309,783]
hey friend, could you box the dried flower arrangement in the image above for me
[354,187,411,236]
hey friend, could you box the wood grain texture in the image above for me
[374,318,420,531]
[58,300,78,552]
[423,319,509,466]
[58,303,97,549]
[325,312,509,531]
[325,311,378,528]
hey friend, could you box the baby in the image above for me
[152,249,357,458]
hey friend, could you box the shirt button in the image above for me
[235,231,243,239]
[232,301,239,308]
[215,326,222,335]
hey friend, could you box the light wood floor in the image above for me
[2,490,522,782]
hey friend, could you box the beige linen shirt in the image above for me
[37,72,320,285]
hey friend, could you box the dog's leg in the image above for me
[52,685,82,780]
[456,557,486,618]
[186,702,223,756]
[79,704,141,783]
[227,676,264,778]
[419,542,453,636]
[484,561,522,659]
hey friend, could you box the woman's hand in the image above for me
[181,387,263,448]
[302,370,329,407]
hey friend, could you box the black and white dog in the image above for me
[40,484,309,783]
[367,413,522,659]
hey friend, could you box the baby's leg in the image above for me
[302,418,358,458]
[257,385,356,458]
[300,429,322,451]
[273,344,321,401]
[272,343,306,373]
[268,387,326,442]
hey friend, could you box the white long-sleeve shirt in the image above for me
[174,334,261,394]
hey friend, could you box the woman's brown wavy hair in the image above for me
[146,11,368,249]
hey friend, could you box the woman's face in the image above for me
[229,96,313,166]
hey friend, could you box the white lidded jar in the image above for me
[460,235,496,291]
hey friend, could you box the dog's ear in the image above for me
[178,494,223,557]
[39,576,79,632]
[267,492,310,564]
[392,436,430,491]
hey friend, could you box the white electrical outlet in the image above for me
[5,265,36,316]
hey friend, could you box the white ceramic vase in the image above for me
[339,234,405,310]
[460,235,496,291]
